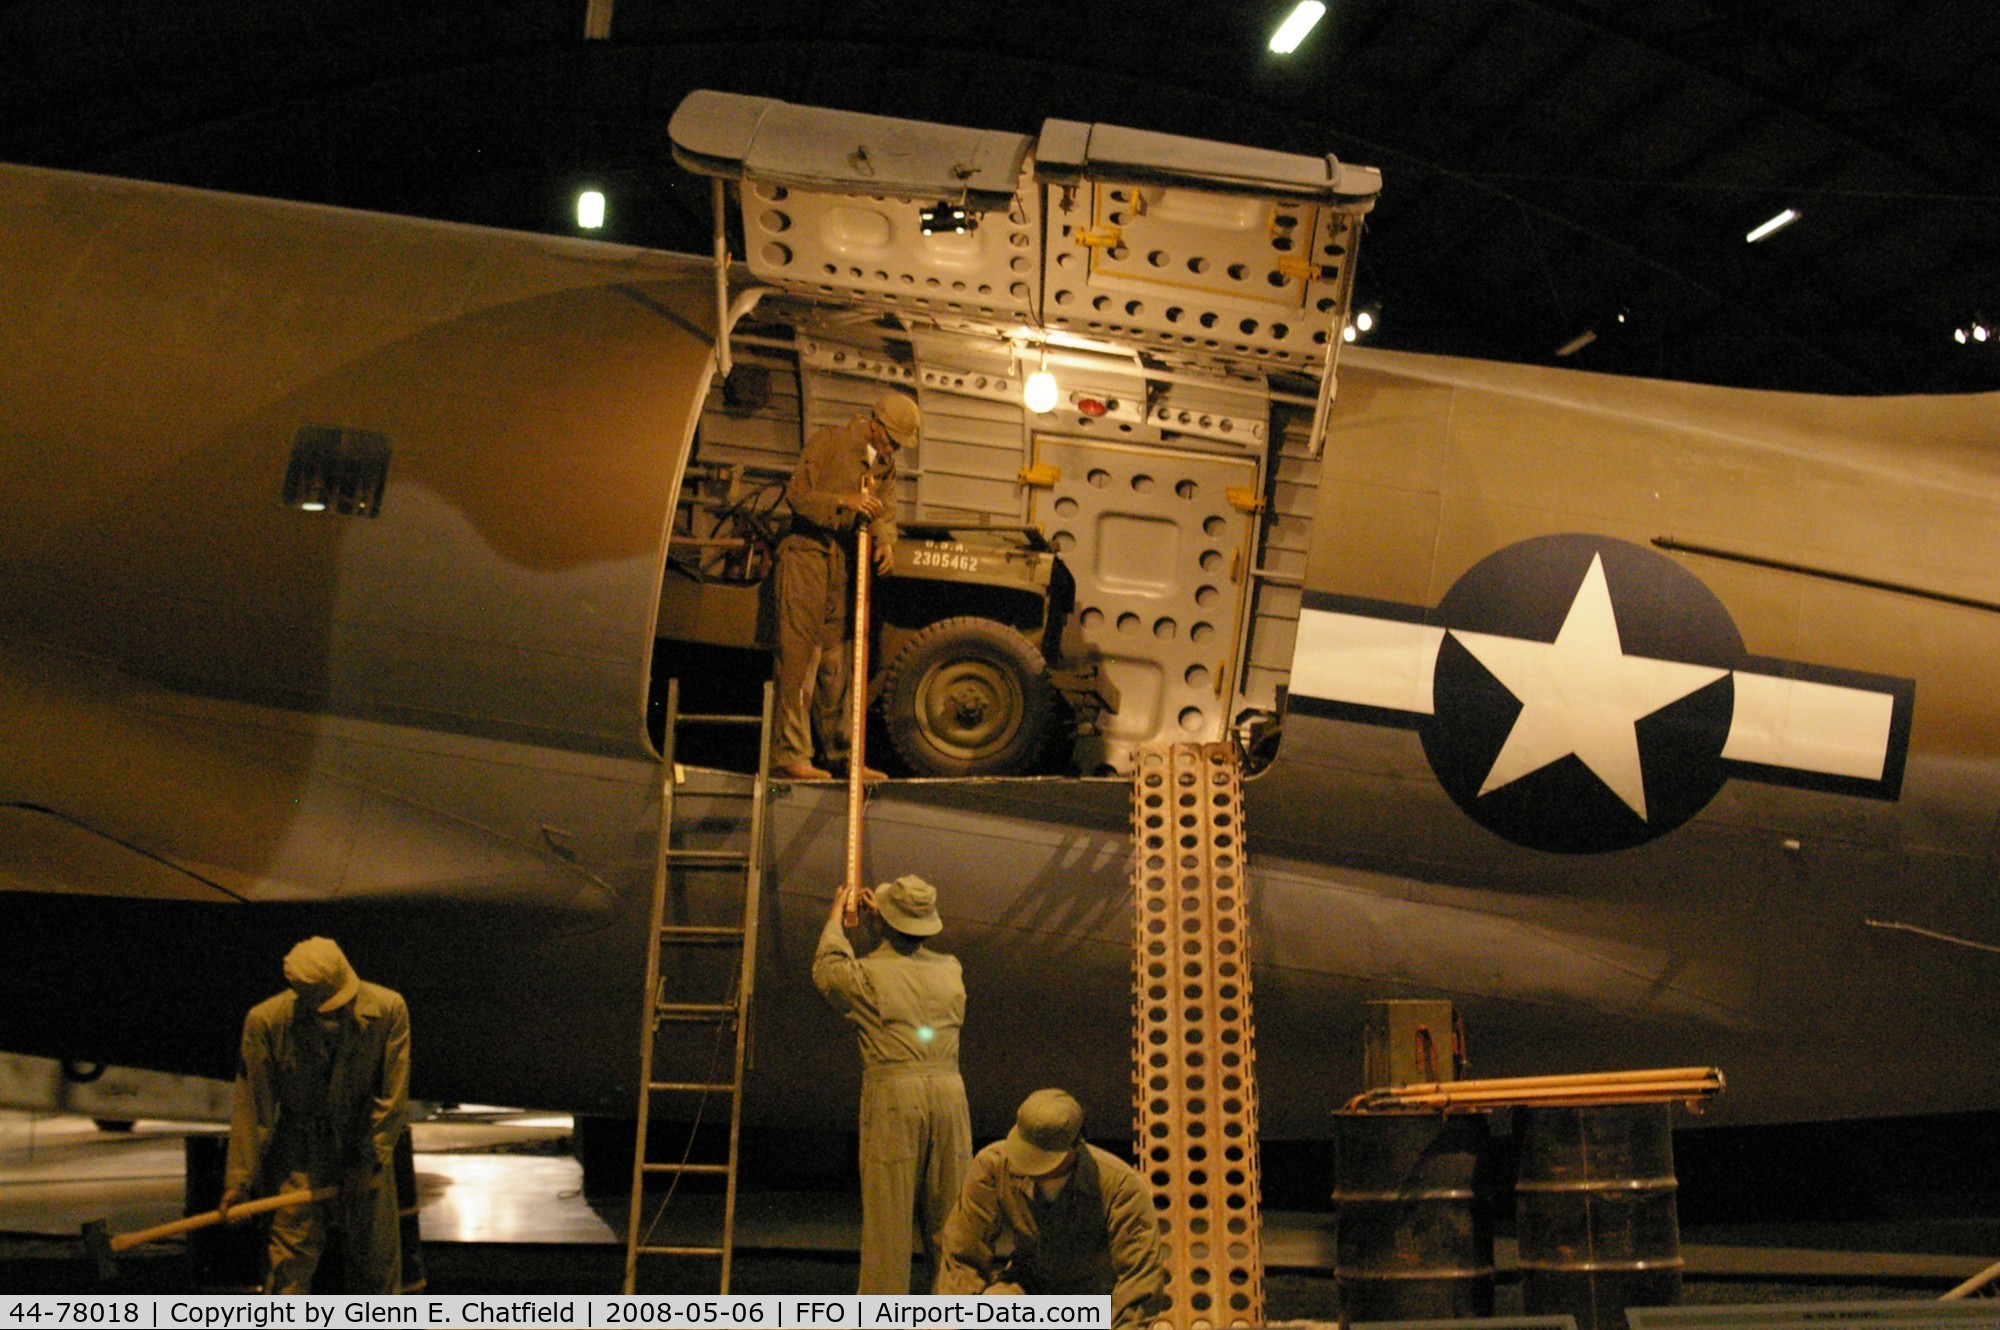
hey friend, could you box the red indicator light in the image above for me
[1076,397,1108,417]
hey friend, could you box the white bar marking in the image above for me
[1722,672,1894,780]
[1292,610,1446,716]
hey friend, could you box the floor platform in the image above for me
[3,1110,1994,1305]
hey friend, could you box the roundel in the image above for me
[1418,534,1745,854]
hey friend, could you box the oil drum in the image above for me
[1332,1109,1496,1324]
[1515,1102,1683,1330]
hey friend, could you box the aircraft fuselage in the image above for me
[3,161,1998,1138]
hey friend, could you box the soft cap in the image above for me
[284,937,360,1014]
[1002,1088,1084,1176]
[871,391,921,447]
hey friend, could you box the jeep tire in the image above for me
[880,616,1057,776]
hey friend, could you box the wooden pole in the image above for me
[842,482,876,927]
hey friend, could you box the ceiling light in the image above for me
[1354,309,1375,333]
[1745,207,1800,244]
[1958,328,1971,345]
[1269,1,1327,54]
[1977,324,1993,344]
[576,190,606,230]
[1341,323,1357,343]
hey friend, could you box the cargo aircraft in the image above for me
[2,92,1996,1151]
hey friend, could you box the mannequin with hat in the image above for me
[220,936,410,1293]
[813,873,973,1293]
[938,1088,1168,1330]
[770,388,920,782]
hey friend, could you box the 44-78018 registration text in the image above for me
[5,1297,1110,1329]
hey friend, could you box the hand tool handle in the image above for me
[111,1185,340,1252]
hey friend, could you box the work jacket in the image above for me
[937,1140,1169,1330]
[812,913,962,1070]
[224,980,410,1194]
[784,415,898,557]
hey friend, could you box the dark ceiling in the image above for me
[5,0,1997,395]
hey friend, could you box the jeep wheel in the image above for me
[881,616,1057,776]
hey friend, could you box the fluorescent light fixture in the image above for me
[1269,1,1327,54]
[1745,207,1800,244]
[577,190,606,230]
[1555,329,1598,357]
[1024,370,1060,414]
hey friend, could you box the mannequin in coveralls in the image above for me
[769,390,917,781]
[220,936,409,1294]
[813,874,972,1292]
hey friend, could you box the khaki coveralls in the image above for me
[813,912,972,1293]
[225,981,410,1293]
[937,1141,1169,1330]
[774,414,897,769]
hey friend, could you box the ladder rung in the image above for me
[658,924,745,941]
[675,712,764,727]
[636,1245,727,1257]
[641,1162,733,1176]
[654,1003,738,1022]
[649,1080,740,1094]
[664,849,751,865]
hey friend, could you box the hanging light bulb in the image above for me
[1024,345,1059,413]
[1025,370,1059,413]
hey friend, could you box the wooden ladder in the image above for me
[622,678,773,1294]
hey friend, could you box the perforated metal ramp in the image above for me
[1132,742,1264,1329]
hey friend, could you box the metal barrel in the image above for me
[1515,1102,1683,1330]
[1332,1109,1496,1324]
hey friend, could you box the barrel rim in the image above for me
[1517,1257,1688,1274]
[1514,1176,1679,1194]
[1335,1266,1499,1280]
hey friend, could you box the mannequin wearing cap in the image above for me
[938,1089,1168,1330]
[770,389,919,782]
[220,937,410,1294]
[813,874,973,1293]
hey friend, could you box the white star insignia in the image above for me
[1450,553,1727,820]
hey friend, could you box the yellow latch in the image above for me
[1277,255,1323,282]
[1075,225,1124,250]
[1225,486,1263,514]
[1019,463,1062,487]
